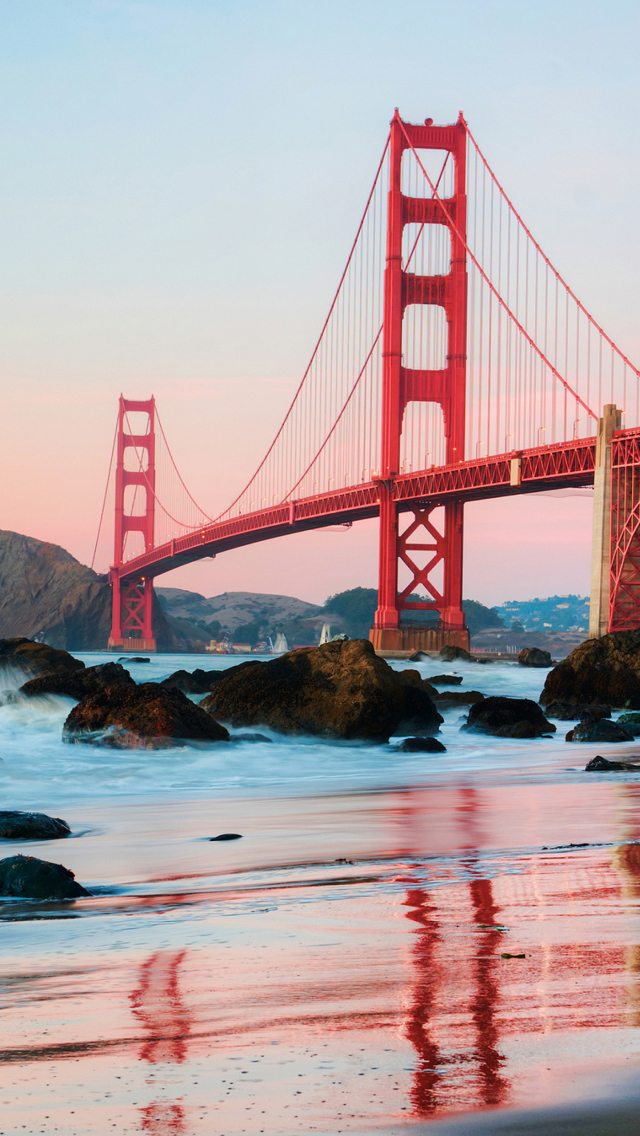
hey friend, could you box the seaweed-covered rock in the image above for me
[519,647,552,668]
[0,812,70,840]
[463,696,555,739]
[585,755,640,772]
[540,631,640,709]
[566,718,634,743]
[20,661,134,700]
[63,682,230,747]
[200,639,442,742]
[394,736,447,753]
[544,701,611,721]
[0,854,89,899]
[0,638,84,679]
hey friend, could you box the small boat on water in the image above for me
[268,631,289,654]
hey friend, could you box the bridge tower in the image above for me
[371,111,469,653]
[108,396,157,653]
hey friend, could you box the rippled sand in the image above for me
[2,655,640,1133]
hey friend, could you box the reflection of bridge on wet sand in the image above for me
[127,784,640,1133]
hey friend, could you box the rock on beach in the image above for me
[63,682,230,747]
[0,637,84,679]
[541,630,640,709]
[20,661,134,700]
[201,639,442,742]
[463,696,555,739]
[0,812,70,840]
[566,718,634,743]
[0,854,89,899]
[518,647,552,668]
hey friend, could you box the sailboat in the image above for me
[268,631,289,654]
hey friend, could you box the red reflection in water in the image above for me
[404,888,442,1114]
[140,1101,186,1135]
[469,877,509,1107]
[131,951,190,1136]
[131,950,190,1064]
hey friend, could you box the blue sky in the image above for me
[0,0,638,603]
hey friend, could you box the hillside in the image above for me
[0,531,196,651]
[156,588,322,643]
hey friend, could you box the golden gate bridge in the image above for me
[95,111,640,651]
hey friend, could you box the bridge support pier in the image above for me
[108,395,157,652]
[370,110,469,653]
[589,404,622,638]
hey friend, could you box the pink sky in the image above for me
[0,3,637,608]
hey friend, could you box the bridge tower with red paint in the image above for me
[371,111,469,652]
[108,396,157,653]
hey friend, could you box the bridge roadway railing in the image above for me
[110,434,602,585]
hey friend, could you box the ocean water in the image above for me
[1,653,640,1136]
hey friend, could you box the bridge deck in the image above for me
[111,434,606,584]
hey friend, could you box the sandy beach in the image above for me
[2,654,640,1134]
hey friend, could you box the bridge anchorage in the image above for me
[104,112,640,654]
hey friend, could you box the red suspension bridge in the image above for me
[100,111,640,652]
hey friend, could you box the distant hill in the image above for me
[156,588,323,646]
[0,531,200,651]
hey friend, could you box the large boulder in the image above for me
[20,661,134,700]
[434,690,484,705]
[0,854,89,899]
[0,637,84,679]
[0,812,70,840]
[540,631,640,710]
[463,696,556,739]
[519,647,552,668]
[566,718,634,743]
[200,639,442,742]
[63,683,230,747]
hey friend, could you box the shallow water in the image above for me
[1,653,640,1134]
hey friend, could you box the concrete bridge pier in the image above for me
[589,404,622,638]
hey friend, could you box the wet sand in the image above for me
[2,778,640,1134]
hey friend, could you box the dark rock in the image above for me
[395,668,438,698]
[394,736,447,753]
[20,662,135,700]
[519,647,552,668]
[544,701,612,721]
[463,696,556,739]
[209,833,243,841]
[540,630,640,710]
[63,683,230,747]
[0,812,70,840]
[566,719,634,743]
[439,645,472,662]
[0,854,89,899]
[409,651,431,662]
[429,674,463,685]
[0,637,84,679]
[585,755,640,771]
[200,639,442,742]
[229,733,273,744]
[119,656,150,663]
[160,662,255,695]
[434,690,484,705]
